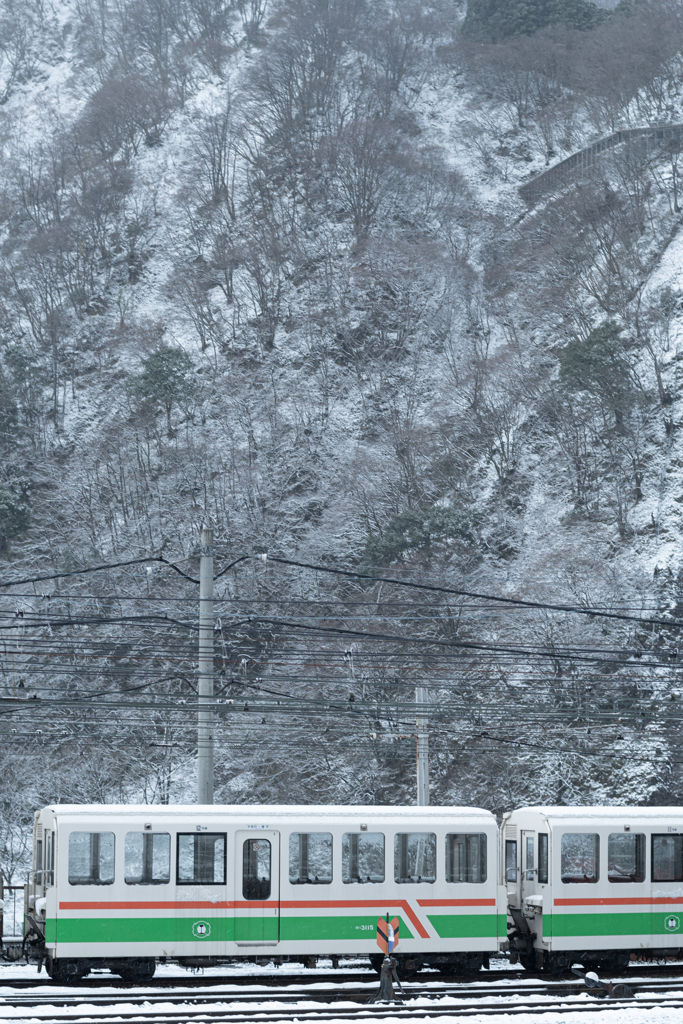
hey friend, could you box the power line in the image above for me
[1,551,679,634]
[262,555,683,632]
[0,614,196,631]
[0,555,200,589]
[226,614,680,667]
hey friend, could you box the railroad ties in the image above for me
[4,974,683,1021]
[519,123,683,202]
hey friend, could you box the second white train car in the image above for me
[504,805,683,972]
[24,803,505,982]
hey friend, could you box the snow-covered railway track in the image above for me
[4,995,683,1023]
[6,979,683,1022]
[5,962,683,990]
[1,972,381,991]
[0,981,654,1006]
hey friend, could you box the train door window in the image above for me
[505,840,517,882]
[561,833,599,883]
[394,833,436,883]
[177,833,226,884]
[652,834,683,881]
[243,838,271,899]
[289,832,332,884]
[446,833,487,883]
[36,838,43,881]
[608,833,645,883]
[538,834,548,884]
[125,832,171,885]
[46,832,55,885]
[68,832,115,885]
[525,837,534,880]
[342,833,385,883]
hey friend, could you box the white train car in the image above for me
[503,806,683,972]
[25,803,505,982]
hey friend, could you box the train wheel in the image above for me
[518,953,537,972]
[46,958,89,983]
[115,958,156,983]
[543,952,574,974]
[597,952,631,973]
[439,954,482,975]
[395,956,422,980]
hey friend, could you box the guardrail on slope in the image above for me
[520,123,683,200]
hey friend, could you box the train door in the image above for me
[233,831,280,945]
[521,831,538,903]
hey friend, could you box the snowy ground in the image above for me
[2,960,683,1024]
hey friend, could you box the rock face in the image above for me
[1,0,683,874]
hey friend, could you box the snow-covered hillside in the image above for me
[1,0,683,880]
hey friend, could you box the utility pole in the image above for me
[416,685,429,806]
[197,525,214,804]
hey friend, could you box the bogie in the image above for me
[46,958,89,983]
[434,953,484,975]
[112,958,156,983]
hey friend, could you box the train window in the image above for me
[608,833,645,883]
[46,832,55,886]
[446,833,487,883]
[538,834,548,884]
[125,832,171,885]
[395,833,436,883]
[289,833,332,884]
[342,833,385,883]
[505,840,517,882]
[68,832,115,885]
[525,837,534,880]
[177,833,226,885]
[652,834,683,881]
[561,833,599,883]
[243,838,271,899]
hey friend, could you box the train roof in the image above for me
[511,806,683,821]
[37,804,496,821]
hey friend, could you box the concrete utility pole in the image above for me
[416,685,429,806]
[197,525,214,804]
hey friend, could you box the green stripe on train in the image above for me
[46,915,417,945]
[547,912,683,938]
[46,917,276,944]
[428,914,498,939]
[46,912,497,945]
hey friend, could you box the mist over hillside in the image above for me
[1,0,683,880]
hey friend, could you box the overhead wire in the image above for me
[0,551,681,769]
[0,550,679,631]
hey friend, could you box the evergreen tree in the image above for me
[462,0,606,40]
[131,347,196,437]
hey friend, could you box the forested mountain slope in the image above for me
[1,0,683,879]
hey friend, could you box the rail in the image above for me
[520,123,683,200]
[4,974,683,1021]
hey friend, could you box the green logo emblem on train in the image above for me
[665,915,680,932]
[192,920,212,938]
